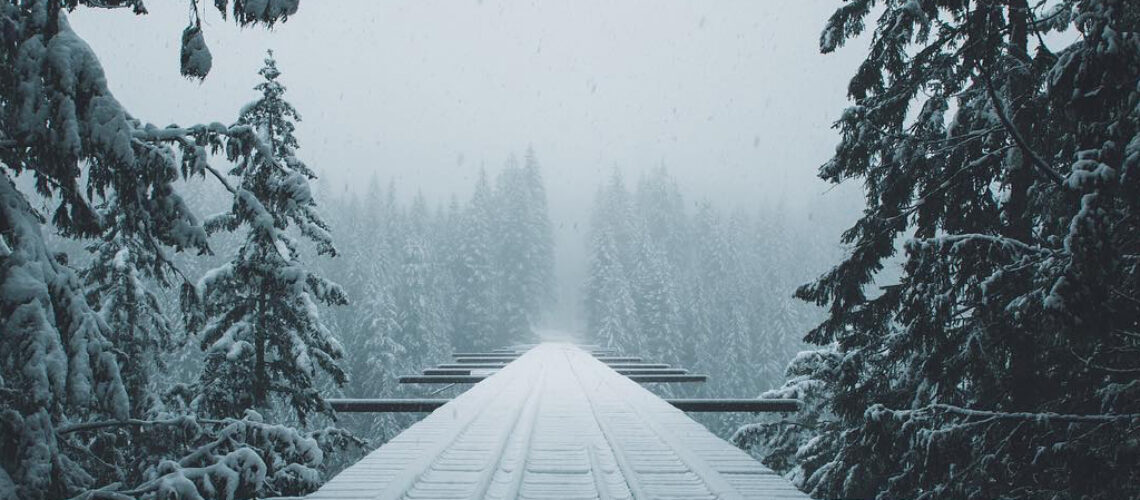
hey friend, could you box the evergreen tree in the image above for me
[451,170,499,350]
[313,180,393,441]
[585,174,642,352]
[0,2,350,499]
[392,235,448,370]
[435,195,462,347]
[628,233,683,365]
[732,348,841,485]
[585,222,641,352]
[746,206,808,388]
[635,166,691,272]
[196,52,347,423]
[79,202,187,485]
[343,218,403,441]
[758,2,1140,498]
[492,153,555,342]
[84,223,176,419]
[689,204,752,396]
[522,147,556,311]
[632,168,690,364]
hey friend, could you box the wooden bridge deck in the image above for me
[306,343,806,499]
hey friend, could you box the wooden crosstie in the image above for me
[329,343,799,414]
[310,343,807,499]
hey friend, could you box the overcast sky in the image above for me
[70,0,869,324]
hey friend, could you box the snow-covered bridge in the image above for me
[307,343,807,499]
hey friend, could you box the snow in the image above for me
[197,263,235,298]
[306,343,806,499]
[181,25,213,80]
[240,0,300,23]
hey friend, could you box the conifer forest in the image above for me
[0,1,1137,499]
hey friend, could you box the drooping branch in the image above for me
[919,233,1052,255]
[132,123,296,177]
[981,69,1067,187]
[140,134,238,196]
[56,415,224,434]
[921,403,1140,424]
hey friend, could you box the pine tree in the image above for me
[628,233,683,365]
[492,152,556,343]
[746,206,809,389]
[522,147,556,313]
[345,230,403,440]
[196,52,347,423]
[632,168,690,364]
[635,166,691,272]
[585,223,641,352]
[689,204,753,396]
[0,2,346,499]
[585,173,642,352]
[392,234,448,371]
[772,1,1140,498]
[451,170,499,350]
[79,205,189,484]
[732,348,841,486]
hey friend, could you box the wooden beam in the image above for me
[594,356,643,363]
[399,374,706,384]
[327,398,799,413]
[497,346,614,354]
[454,357,519,363]
[399,375,485,384]
[439,361,657,369]
[616,369,688,375]
[423,368,473,375]
[606,363,670,369]
[452,352,518,357]
[425,368,687,376]
[329,398,449,412]
[629,374,705,383]
[666,399,801,412]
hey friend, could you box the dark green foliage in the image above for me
[0,2,354,499]
[585,168,828,417]
[312,155,557,443]
[451,171,499,350]
[492,152,556,342]
[751,1,1140,498]
[196,53,347,424]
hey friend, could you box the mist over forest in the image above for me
[1,1,1138,500]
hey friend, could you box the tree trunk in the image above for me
[1003,0,1038,410]
[254,289,269,409]
[1003,0,1034,243]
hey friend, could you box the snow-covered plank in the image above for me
[667,399,801,413]
[309,343,806,499]
[329,399,449,412]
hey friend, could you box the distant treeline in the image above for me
[583,168,837,435]
[305,152,556,440]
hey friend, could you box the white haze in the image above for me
[70,0,868,326]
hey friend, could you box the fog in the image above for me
[71,0,864,325]
[8,2,1136,498]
